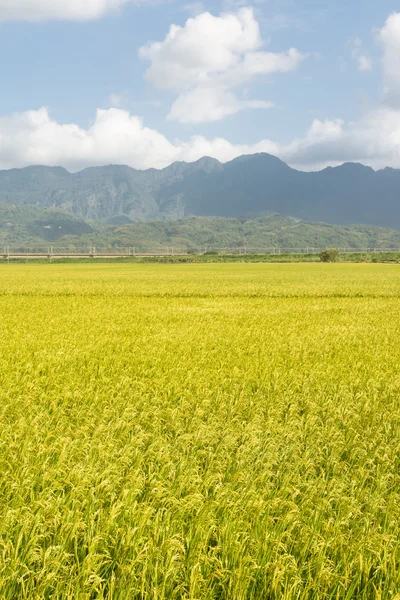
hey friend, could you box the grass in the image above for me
[1,263,400,599]
[3,251,400,265]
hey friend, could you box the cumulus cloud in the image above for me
[0,0,135,21]
[2,13,400,173]
[280,12,400,170]
[0,106,280,171]
[379,12,400,106]
[280,109,400,170]
[0,108,177,171]
[139,8,305,123]
[2,101,400,175]
[140,8,264,90]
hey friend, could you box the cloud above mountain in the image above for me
[0,107,279,171]
[280,109,400,170]
[0,12,400,172]
[139,8,305,123]
[282,11,400,169]
[0,101,399,174]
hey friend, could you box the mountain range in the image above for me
[1,153,400,228]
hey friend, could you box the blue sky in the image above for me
[0,0,399,171]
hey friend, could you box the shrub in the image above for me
[320,248,339,262]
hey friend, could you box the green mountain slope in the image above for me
[4,203,400,252]
[55,215,400,252]
[0,204,95,247]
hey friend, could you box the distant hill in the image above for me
[4,213,398,253]
[1,154,400,228]
[0,204,95,247]
[73,215,400,252]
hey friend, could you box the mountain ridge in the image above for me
[1,154,386,176]
[1,153,400,228]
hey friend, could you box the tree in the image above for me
[320,248,339,262]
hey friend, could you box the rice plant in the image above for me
[1,263,400,599]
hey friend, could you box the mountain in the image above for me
[1,154,400,228]
[0,159,222,223]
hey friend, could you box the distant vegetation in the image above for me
[320,248,340,262]
[3,207,400,253]
[0,204,95,247]
[79,216,400,253]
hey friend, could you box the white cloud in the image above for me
[0,108,176,171]
[0,0,135,21]
[279,109,400,170]
[139,8,263,89]
[0,106,280,171]
[278,12,400,170]
[351,38,372,72]
[139,8,305,123]
[2,14,400,173]
[2,101,400,175]
[379,12,400,106]
[168,85,274,123]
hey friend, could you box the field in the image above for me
[1,263,400,599]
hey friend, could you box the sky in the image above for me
[0,0,400,171]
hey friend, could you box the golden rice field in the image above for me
[1,262,400,599]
